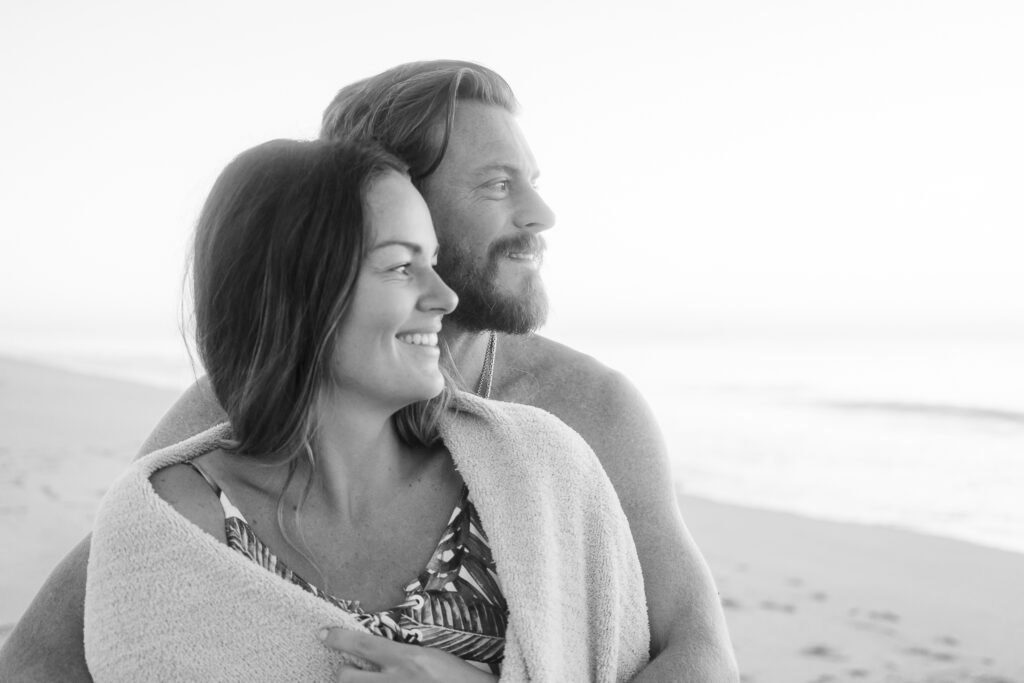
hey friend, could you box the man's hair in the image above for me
[320,60,518,185]
[190,138,449,464]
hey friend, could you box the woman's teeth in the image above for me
[397,332,438,347]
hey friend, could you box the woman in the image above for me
[83,139,648,682]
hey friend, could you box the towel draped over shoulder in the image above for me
[85,391,650,682]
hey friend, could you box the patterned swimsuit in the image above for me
[187,462,508,674]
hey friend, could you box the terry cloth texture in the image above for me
[85,391,650,682]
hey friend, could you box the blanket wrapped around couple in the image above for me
[84,391,650,682]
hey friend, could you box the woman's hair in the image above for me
[320,60,518,186]
[190,138,451,466]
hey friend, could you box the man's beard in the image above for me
[438,233,549,335]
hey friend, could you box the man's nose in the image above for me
[514,185,556,233]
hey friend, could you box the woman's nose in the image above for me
[422,268,458,315]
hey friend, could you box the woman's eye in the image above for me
[392,264,412,276]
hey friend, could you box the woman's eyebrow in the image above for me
[369,240,421,253]
[368,240,439,256]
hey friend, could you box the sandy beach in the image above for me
[1,355,1022,682]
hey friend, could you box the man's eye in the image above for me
[491,180,510,192]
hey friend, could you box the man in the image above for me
[0,61,738,681]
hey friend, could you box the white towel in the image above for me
[85,391,649,681]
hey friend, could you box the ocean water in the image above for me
[3,329,1022,555]
[580,332,1024,556]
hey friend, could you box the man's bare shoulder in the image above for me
[497,332,644,400]
[496,334,677,550]
[495,333,660,451]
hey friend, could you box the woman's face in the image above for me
[328,171,458,410]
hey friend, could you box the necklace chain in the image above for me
[474,332,498,398]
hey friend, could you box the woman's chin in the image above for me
[392,376,446,409]
[419,377,447,402]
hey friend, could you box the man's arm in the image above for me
[135,377,227,458]
[0,537,93,682]
[508,337,739,681]
[584,371,739,681]
[0,379,226,681]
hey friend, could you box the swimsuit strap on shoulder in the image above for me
[185,460,247,521]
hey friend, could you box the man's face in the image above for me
[420,102,555,335]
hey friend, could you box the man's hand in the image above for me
[321,628,497,683]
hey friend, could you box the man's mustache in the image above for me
[488,233,546,262]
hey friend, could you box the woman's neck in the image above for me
[305,392,427,520]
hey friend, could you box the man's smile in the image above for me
[503,251,541,268]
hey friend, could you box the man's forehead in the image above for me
[447,102,539,175]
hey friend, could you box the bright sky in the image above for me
[2,0,1022,350]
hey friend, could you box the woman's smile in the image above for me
[396,331,440,348]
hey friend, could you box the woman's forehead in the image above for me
[365,173,437,252]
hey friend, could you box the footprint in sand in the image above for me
[800,643,845,662]
[935,635,959,647]
[810,591,828,602]
[846,607,900,636]
[867,609,900,622]
[760,600,796,613]
[721,596,742,610]
[904,645,957,662]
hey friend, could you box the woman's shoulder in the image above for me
[149,456,228,544]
